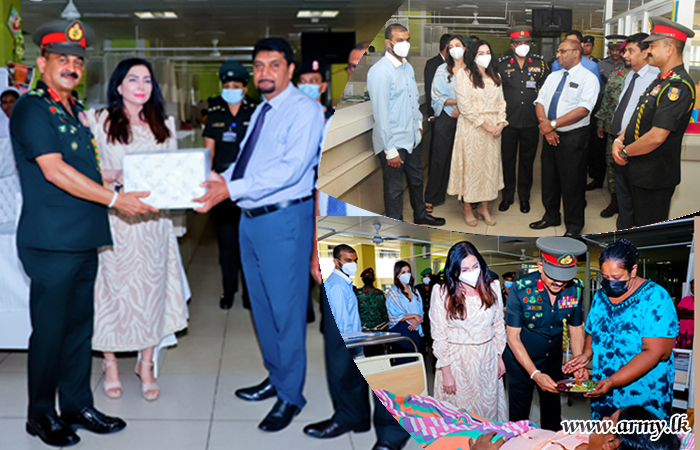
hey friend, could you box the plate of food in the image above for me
[556,378,598,394]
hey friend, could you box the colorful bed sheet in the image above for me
[374,389,537,448]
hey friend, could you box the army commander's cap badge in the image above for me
[536,237,588,282]
[33,19,95,58]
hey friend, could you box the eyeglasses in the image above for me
[556,49,576,55]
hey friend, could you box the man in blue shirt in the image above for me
[195,37,324,432]
[551,30,602,83]
[324,244,362,335]
[367,23,445,226]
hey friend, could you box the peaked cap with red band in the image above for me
[33,19,95,58]
[643,16,695,43]
[536,237,588,282]
[506,25,533,43]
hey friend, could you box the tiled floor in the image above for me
[0,227,594,449]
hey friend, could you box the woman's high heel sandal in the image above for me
[135,360,160,401]
[102,360,122,399]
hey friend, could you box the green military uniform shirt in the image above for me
[11,81,111,251]
[623,64,696,189]
[595,66,630,194]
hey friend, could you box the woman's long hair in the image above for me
[445,35,467,83]
[443,241,497,320]
[464,40,502,89]
[103,58,170,145]
[393,260,415,300]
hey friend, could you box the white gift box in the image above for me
[123,148,210,209]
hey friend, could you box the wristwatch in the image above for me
[620,147,628,160]
[550,120,557,129]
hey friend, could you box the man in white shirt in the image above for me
[609,33,660,230]
[530,39,600,236]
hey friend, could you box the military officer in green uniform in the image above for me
[203,60,255,310]
[504,237,588,431]
[12,19,155,447]
[613,17,696,227]
[497,26,549,214]
[595,40,630,218]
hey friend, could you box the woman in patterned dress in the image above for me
[564,239,678,421]
[90,58,188,401]
[430,241,507,421]
[447,40,507,227]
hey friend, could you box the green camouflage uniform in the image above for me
[595,67,630,194]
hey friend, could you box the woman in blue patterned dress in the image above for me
[564,239,678,421]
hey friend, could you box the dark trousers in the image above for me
[212,199,248,306]
[321,284,411,447]
[614,164,634,230]
[541,127,589,234]
[503,346,563,431]
[587,121,606,183]
[631,185,676,227]
[18,247,97,419]
[425,113,457,205]
[379,147,427,221]
[501,126,539,203]
[239,199,314,408]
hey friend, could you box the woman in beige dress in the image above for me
[447,40,507,227]
[430,241,507,422]
[90,58,188,401]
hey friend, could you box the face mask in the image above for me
[392,41,411,58]
[340,261,357,277]
[515,44,530,58]
[449,47,465,60]
[504,281,513,289]
[601,278,629,298]
[399,272,411,284]
[459,268,481,287]
[298,83,321,99]
[423,277,431,285]
[362,277,374,285]
[475,54,492,68]
[222,89,244,105]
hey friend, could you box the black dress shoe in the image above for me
[529,219,560,230]
[219,293,233,310]
[498,199,513,212]
[586,179,604,191]
[520,200,530,214]
[563,231,580,237]
[61,406,126,434]
[235,377,277,401]
[27,413,80,447]
[304,419,356,438]
[372,441,401,450]
[414,214,446,226]
[258,398,301,432]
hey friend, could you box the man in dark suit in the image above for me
[12,19,154,447]
[424,33,452,121]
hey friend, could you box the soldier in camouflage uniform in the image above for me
[594,41,629,218]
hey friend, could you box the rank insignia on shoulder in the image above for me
[668,87,680,101]
[670,73,682,81]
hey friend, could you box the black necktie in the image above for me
[231,103,272,181]
[611,73,639,136]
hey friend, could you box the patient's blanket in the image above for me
[374,389,537,448]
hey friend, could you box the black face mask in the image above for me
[362,277,374,286]
[601,278,630,298]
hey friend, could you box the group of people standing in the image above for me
[369,17,696,234]
[325,235,683,440]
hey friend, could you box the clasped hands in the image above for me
[538,119,560,146]
[405,314,423,331]
[482,121,505,138]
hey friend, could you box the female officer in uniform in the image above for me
[503,237,588,431]
[203,60,254,309]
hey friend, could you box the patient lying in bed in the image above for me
[374,390,692,450]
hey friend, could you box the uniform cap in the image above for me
[219,60,249,83]
[33,20,95,57]
[536,237,587,281]
[298,57,328,78]
[582,35,596,44]
[507,26,533,42]
[643,16,695,43]
[360,267,375,278]
[420,268,432,276]
[605,34,628,48]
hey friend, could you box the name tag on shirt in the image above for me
[222,131,237,143]
[569,82,579,89]
[526,80,537,89]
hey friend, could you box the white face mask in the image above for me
[514,44,530,58]
[475,54,492,68]
[392,41,411,58]
[449,47,465,60]
[423,276,431,285]
[340,261,357,278]
[399,272,412,285]
[459,268,481,287]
